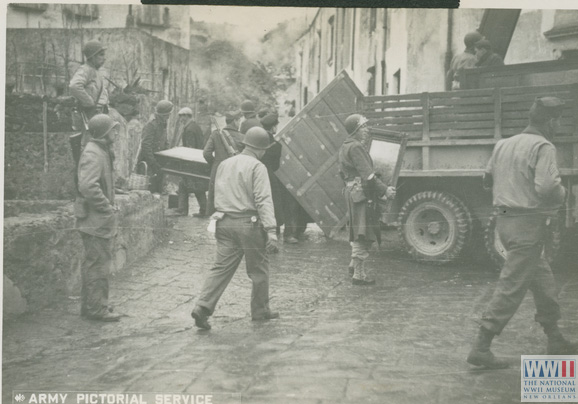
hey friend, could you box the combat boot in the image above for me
[466,326,509,369]
[348,259,355,276]
[542,322,578,355]
[351,258,375,286]
[191,305,211,330]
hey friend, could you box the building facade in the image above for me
[294,8,578,110]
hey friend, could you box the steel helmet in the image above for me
[88,114,119,139]
[241,100,256,113]
[243,127,271,150]
[464,31,483,48]
[155,100,174,116]
[178,107,193,116]
[83,40,106,59]
[344,114,369,135]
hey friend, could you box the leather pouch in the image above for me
[349,183,366,203]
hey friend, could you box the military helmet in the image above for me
[464,31,483,48]
[156,100,174,116]
[83,40,106,59]
[243,127,271,150]
[178,107,193,116]
[88,114,119,139]
[241,100,256,113]
[344,114,369,136]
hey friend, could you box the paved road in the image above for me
[3,209,578,404]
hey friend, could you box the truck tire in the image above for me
[484,210,561,270]
[398,191,472,263]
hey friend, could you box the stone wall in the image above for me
[3,192,166,316]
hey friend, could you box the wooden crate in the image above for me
[274,70,364,237]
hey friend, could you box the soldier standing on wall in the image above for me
[70,40,110,146]
[338,114,396,286]
[466,97,577,369]
[139,100,174,194]
[176,107,208,217]
[446,31,482,90]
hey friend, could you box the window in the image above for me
[327,16,335,64]
[393,69,401,95]
[370,9,377,32]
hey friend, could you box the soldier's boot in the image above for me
[466,326,509,369]
[348,259,355,276]
[542,322,578,355]
[351,258,375,286]
[193,192,208,218]
[176,192,189,216]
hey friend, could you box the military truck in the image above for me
[274,69,578,266]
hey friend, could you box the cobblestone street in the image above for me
[3,208,578,404]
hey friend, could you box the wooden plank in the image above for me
[502,119,574,128]
[502,92,573,104]
[429,112,495,123]
[430,96,494,106]
[363,109,423,118]
[501,83,573,95]
[369,122,423,132]
[429,104,495,114]
[367,115,423,125]
[430,121,495,130]
[363,100,423,108]
[494,87,502,139]
[296,154,338,196]
[407,138,498,147]
[430,129,494,138]
[431,88,494,98]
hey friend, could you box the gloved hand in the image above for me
[266,231,279,254]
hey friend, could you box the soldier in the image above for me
[338,114,396,285]
[139,100,174,194]
[446,31,482,90]
[176,107,208,217]
[203,110,244,215]
[467,97,577,369]
[75,114,121,322]
[474,39,504,68]
[70,40,110,146]
[239,100,263,134]
[191,127,280,330]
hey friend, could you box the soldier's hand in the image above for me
[385,186,396,200]
[266,231,279,254]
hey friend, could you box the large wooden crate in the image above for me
[274,70,364,237]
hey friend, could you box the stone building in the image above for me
[294,8,578,109]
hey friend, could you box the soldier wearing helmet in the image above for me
[139,100,174,193]
[338,114,396,286]
[75,114,121,322]
[474,38,504,68]
[175,107,208,217]
[191,126,280,330]
[467,97,576,369]
[203,110,244,215]
[239,99,263,134]
[446,31,482,90]
[70,40,109,133]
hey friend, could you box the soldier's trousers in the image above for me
[479,212,561,334]
[197,216,271,318]
[81,233,113,317]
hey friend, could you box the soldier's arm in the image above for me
[203,133,216,165]
[78,150,113,213]
[69,66,96,108]
[252,163,276,231]
[535,144,566,203]
[483,153,494,191]
[141,124,160,171]
[349,144,388,197]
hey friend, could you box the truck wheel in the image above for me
[484,210,562,270]
[398,191,472,263]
